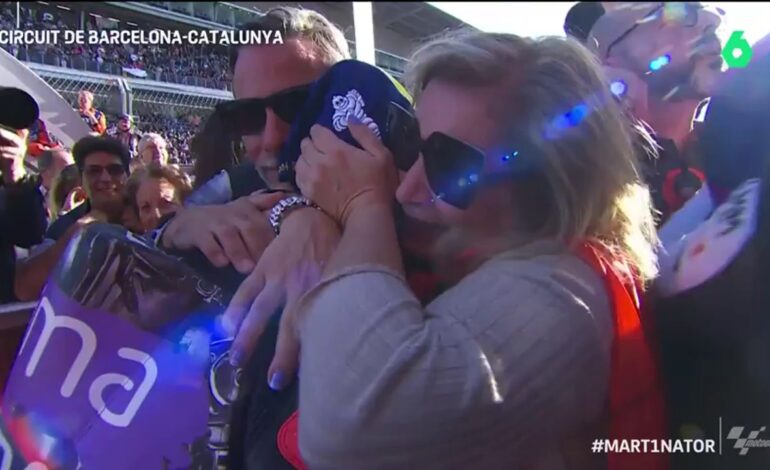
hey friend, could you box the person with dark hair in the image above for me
[189,110,247,194]
[14,135,130,302]
[653,35,770,470]
[564,1,606,43]
[108,113,140,159]
[1,127,47,304]
[0,87,46,305]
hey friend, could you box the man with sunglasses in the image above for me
[157,7,349,273]
[147,7,353,469]
[585,2,724,222]
[14,136,130,302]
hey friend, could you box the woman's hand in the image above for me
[295,119,399,227]
[62,186,88,214]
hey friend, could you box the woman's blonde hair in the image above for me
[124,163,192,216]
[406,30,659,282]
[48,163,81,220]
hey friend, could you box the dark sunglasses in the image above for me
[84,163,126,178]
[384,102,537,210]
[605,2,704,59]
[215,85,311,137]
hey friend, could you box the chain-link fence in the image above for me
[38,72,124,115]
[128,86,230,165]
[130,88,227,118]
[26,64,232,164]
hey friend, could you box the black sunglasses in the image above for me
[84,163,126,179]
[215,85,311,137]
[605,2,704,59]
[384,102,537,210]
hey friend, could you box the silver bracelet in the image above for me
[268,195,318,235]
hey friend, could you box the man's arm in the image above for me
[14,217,98,302]
[148,169,235,249]
[5,177,46,249]
[159,191,284,273]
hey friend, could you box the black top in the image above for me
[45,201,90,241]
[653,141,770,469]
[635,124,704,224]
[654,227,770,470]
[0,175,47,303]
[227,163,266,200]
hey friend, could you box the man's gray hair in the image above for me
[138,133,166,155]
[229,6,351,70]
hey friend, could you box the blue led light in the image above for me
[469,173,479,183]
[502,151,518,162]
[649,54,671,72]
[566,104,588,126]
[610,80,627,97]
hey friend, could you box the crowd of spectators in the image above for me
[106,112,199,165]
[0,2,232,90]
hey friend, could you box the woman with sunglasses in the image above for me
[282,31,665,469]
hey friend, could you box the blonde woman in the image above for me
[227,31,667,469]
[125,163,192,233]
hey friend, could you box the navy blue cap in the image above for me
[278,59,413,184]
[700,34,770,191]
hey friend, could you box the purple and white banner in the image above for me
[1,224,238,470]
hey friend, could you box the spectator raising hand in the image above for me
[0,128,28,185]
[62,186,87,214]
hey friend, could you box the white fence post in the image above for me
[352,2,376,65]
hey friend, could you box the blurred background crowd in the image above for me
[0,1,232,90]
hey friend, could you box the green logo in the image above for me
[722,31,753,68]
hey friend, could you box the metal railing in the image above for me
[25,62,231,115]
[0,302,35,331]
[6,45,233,92]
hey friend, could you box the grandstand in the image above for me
[0,1,471,163]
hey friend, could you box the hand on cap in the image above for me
[295,120,399,226]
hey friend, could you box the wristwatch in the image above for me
[269,195,318,235]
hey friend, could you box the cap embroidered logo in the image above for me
[331,89,381,137]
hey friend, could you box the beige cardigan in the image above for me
[295,240,613,470]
